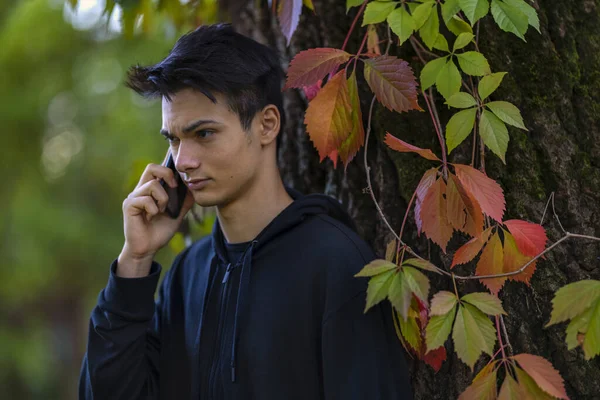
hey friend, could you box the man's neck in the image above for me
[216,175,293,244]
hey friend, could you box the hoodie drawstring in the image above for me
[230,239,258,383]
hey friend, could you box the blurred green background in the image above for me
[0,0,217,398]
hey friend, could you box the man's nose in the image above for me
[174,142,201,174]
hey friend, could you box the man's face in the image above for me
[161,88,264,208]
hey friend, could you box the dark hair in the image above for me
[125,23,286,148]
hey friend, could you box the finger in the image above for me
[124,196,160,221]
[135,163,178,190]
[129,179,169,213]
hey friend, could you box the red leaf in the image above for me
[453,164,506,223]
[284,48,352,89]
[384,133,441,161]
[512,354,569,399]
[414,168,439,235]
[363,55,422,113]
[423,346,447,372]
[447,174,484,237]
[338,71,365,168]
[451,227,493,268]
[277,0,303,46]
[420,177,454,253]
[503,231,537,285]
[504,219,548,257]
[475,231,506,294]
[302,79,322,101]
[304,70,352,160]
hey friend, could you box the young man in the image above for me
[79,23,412,399]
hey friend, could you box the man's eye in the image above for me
[196,130,214,139]
[164,136,179,143]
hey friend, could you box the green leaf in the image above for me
[399,307,422,350]
[403,266,430,304]
[565,305,593,350]
[346,0,365,13]
[441,0,461,23]
[455,51,491,76]
[458,0,490,25]
[433,34,450,52]
[412,1,436,29]
[452,303,497,369]
[478,71,507,100]
[461,292,507,315]
[479,109,509,163]
[420,56,448,90]
[486,101,527,130]
[583,298,600,359]
[388,270,413,319]
[403,258,441,274]
[388,7,416,45]
[503,0,540,33]
[436,58,462,100]
[364,269,395,312]
[446,92,477,108]
[453,32,475,51]
[490,0,528,41]
[355,259,397,277]
[430,291,458,315]
[426,305,457,350]
[546,280,600,326]
[419,7,440,50]
[446,107,477,153]
[446,15,473,35]
[362,0,398,26]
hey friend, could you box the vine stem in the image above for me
[398,189,418,243]
[495,316,507,360]
[341,0,368,52]
[500,315,513,354]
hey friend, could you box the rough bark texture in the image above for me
[222,0,600,398]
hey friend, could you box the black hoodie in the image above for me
[79,187,413,399]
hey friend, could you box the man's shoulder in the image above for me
[300,214,375,262]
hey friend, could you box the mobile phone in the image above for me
[160,149,188,218]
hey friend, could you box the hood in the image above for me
[211,185,356,263]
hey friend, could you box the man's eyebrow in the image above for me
[160,119,222,137]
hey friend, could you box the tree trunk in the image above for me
[222,0,600,398]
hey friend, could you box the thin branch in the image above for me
[552,192,568,234]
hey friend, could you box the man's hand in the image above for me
[117,163,194,277]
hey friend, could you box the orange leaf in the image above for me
[504,219,548,257]
[512,354,569,399]
[414,168,439,235]
[451,227,493,268]
[445,174,484,237]
[337,71,365,168]
[458,361,498,400]
[327,149,338,168]
[476,231,506,294]
[453,164,506,223]
[420,178,453,253]
[284,48,351,89]
[503,231,537,285]
[384,133,441,161]
[304,70,352,160]
[363,55,422,113]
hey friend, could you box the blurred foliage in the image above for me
[0,0,217,398]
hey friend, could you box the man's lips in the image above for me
[185,178,211,190]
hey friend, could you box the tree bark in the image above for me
[222,0,600,398]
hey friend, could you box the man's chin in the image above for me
[191,191,222,208]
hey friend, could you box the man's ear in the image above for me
[258,104,280,146]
